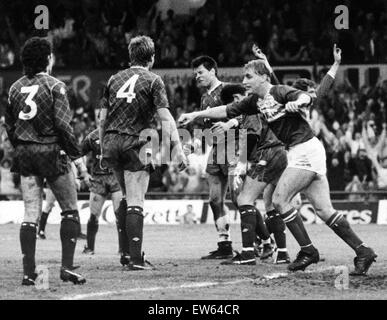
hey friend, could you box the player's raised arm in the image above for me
[252,44,280,85]
[52,83,81,160]
[317,44,341,98]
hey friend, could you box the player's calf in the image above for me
[84,214,99,254]
[60,210,80,269]
[20,222,38,285]
[115,198,130,265]
[126,206,144,267]
[265,209,288,262]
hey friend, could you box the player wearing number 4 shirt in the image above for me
[179,48,376,275]
[99,35,187,270]
[6,37,86,285]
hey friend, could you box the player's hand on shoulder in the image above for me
[285,101,300,113]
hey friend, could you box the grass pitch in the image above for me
[1,223,387,300]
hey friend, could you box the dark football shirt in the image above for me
[6,73,80,159]
[81,128,112,176]
[241,112,282,161]
[101,66,169,136]
[200,82,227,128]
[226,85,315,148]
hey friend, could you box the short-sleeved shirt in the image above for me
[101,66,169,136]
[226,85,314,148]
[81,129,112,176]
[6,73,80,159]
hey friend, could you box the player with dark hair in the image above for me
[218,83,289,264]
[81,128,123,256]
[179,46,377,275]
[6,37,86,285]
[99,35,187,270]
[190,55,242,260]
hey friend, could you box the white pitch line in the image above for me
[61,266,336,300]
[61,279,254,300]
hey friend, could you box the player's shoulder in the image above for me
[37,74,66,93]
[9,76,27,93]
[270,84,299,99]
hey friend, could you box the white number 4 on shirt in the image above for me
[116,74,139,103]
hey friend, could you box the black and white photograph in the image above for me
[0,0,387,305]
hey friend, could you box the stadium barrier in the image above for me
[1,195,387,225]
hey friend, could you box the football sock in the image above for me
[215,215,231,242]
[86,214,99,251]
[115,199,129,255]
[60,210,80,268]
[266,209,287,250]
[239,205,258,250]
[126,206,144,263]
[253,208,270,241]
[38,212,49,233]
[20,222,37,277]
[282,208,314,253]
[326,212,364,253]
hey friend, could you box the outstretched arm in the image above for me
[178,105,228,126]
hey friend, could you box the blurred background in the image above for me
[1,0,387,200]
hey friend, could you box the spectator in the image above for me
[0,43,15,68]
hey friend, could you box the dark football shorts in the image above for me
[12,143,70,181]
[247,145,287,185]
[205,144,237,177]
[90,174,120,196]
[102,132,150,172]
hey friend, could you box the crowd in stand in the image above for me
[1,73,387,198]
[1,0,387,198]
[1,0,387,69]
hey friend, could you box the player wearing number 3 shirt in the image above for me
[6,37,85,286]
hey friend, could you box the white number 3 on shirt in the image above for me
[19,85,39,120]
[116,74,139,103]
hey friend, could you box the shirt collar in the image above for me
[207,79,222,94]
[130,65,148,70]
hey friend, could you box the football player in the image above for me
[178,46,377,275]
[81,128,123,256]
[99,36,187,270]
[6,37,86,285]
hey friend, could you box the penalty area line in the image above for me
[60,278,254,300]
[60,266,336,300]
